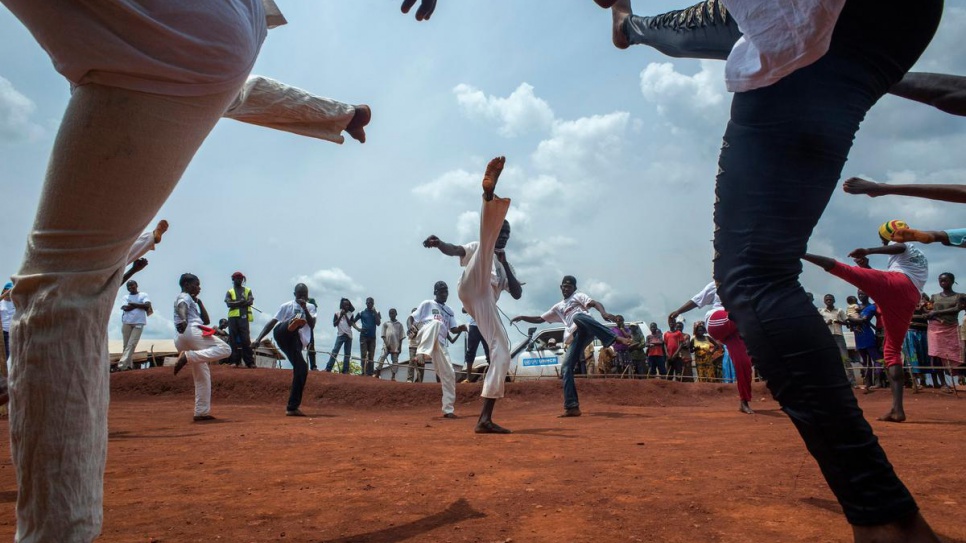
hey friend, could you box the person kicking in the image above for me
[803,221,928,423]
[252,284,318,417]
[423,156,523,434]
[411,281,467,419]
[511,276,631,417]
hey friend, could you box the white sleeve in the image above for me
[308,303,317,318]
[273,303,287,322]
[458,241,478,268]
[575,292,594,309]
[691,282,718,309]
[541,304,562,324]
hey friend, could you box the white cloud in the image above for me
[0,76,44,142]
[292,268,364,298]
[455,210,480,240]
[531,111,630,177]
[453,82,555,137]
[639,60,727,133]
[411,168,477,200]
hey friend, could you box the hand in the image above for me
[297,298,308,309]
[510,316,521,324]
[848,248,869,259]
[131,258,148,272]
[251,340,261,348]
[121,305,133,312]
[925,311,937,320]
[422,235,441,248]
[400,0,437,21]
[842,177,884,197]
[176,322,187,334]
[852,256,870,268]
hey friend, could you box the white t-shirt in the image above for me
[459,241,514,302]
[887,243,928,292]
[541,291,595,343]
[381,320,405,352]
[722,0,846,92]
[691,281,725,326]
[817,307,847,336]
[121,292,151,326]
[275,300,318,348]
[412,300,457,346]
[334,311,354,338]
[0,299,15,333]
[173,293,203,327]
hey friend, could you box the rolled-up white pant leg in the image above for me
[125,231,155,264]
[458,195,511,399]
[416,321,456,415]
[10,85,240,543]
[191,362,212,416]
[223,76,356,144]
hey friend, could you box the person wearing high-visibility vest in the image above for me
[225,272,256,368]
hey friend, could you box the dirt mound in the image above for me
[110,365,770,408]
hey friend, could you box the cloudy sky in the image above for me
[1,2,964,363]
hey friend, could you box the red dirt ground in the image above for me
[0,366,964,542]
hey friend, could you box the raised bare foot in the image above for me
[842,177,884,197]
[173,352,188,375]
[287,318,307,332]
[594,0,619,7]
[482,156,505,201]
[891,228,936,244]
[346,104,371,144]
[475,420,512,434]
[153,219,169,244]
[877,410,906,423]
[611,0,631,49]
[739,401,755,415]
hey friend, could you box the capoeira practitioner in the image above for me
[411,281,467,419]
[172,273,230,423]
[669,281,755,414]
[512,276,630,417]
[422,156,523,433]
[803,221,928,423]
[593,0,942,538]
[252,284,318,417]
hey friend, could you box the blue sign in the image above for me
[522,356,559,367]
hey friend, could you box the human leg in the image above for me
[617,0,737,58]
[416,321,456,415]
[711,0,941,530]
[464,325,483,380]
[274,323,308,413]
[341,336,353,374]
[238,319,255,367]
[707,310,754,412]
[190,358,212,418]
[389,352,400,379]
[118,323,143,370]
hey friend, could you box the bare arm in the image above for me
[422,235,466,257]
[588,300,617,323]
[511,315,546,325]
[889,72,966,117]
[122,258,148,283]
[843,177,966,204]
[849,244,906,259]
[497,252,523,300]
[668,300,698,328]
[175,302,188,334]
[253,319,279,345]
[197,298,211,326]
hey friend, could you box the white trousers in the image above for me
[224,75,356,144]
[415,321,456,414]
[174,326,229,416]
[9,84,243,543]
[125,231,156,265]
[457,195,512,399]
[118,323,144,369]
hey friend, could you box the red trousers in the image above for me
[828,262,920,368]
[707,310,753,402]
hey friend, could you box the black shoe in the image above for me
[475,421,512,434]
[193,414,216,422]
[559,408,582,418]
[286,409,306,417]
[442,413,458,419]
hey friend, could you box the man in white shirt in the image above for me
[422,156,523,433]
[253,284,318,417]
[817,294,859,387]
[594,0,942,536]
[512,276,630,417]
[376,308,405,380]
[411,281,467,418]
[117,280,152,371]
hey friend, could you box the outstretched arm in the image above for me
[668,300,698,328]
[588,300,617,323]
[843,177,966,204]
[889,72,966,117]
[422,235,466,257]
[253,319,279,346]
[122,258,148,283]
[511,315,546,325]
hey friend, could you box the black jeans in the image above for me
[464,324,490,375]
[359,336,376,376]
[307,327,317,370]
[227,317,255,367]
[712,0,941,526]
[274,321,308,412]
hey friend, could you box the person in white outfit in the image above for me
[422,156,522,433]
[411,281,467,418]
[172,273,230,423]
[117,280,152,371]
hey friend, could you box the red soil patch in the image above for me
[0,366,963,543]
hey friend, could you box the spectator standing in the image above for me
[1,282,14,360]
[353,297,381,376]
[644,322,667,378]
[610,315,634,375]
[818,294,854,386]
[376,308,405,380]
[627,323,647,377]
[928,273,965,394]
[325,298,356,374]
[117,280,152,371]
[691,322,720,383]
[664,321,690,382]
[224,272,256,368]
[903,293,931,391]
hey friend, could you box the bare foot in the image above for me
[852,512,940,543]
[346,104,371,143]
[287,318,307,332]
[153,219,169,244]
[842,177,884,197]
[611,0,631,49]
[877,410,906,423]
[594,0,619,7]
[892,228,936,244]
[739,401,755,415]
[475,420,512,434]
[482,156,505,201]
[173,352,188,376]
